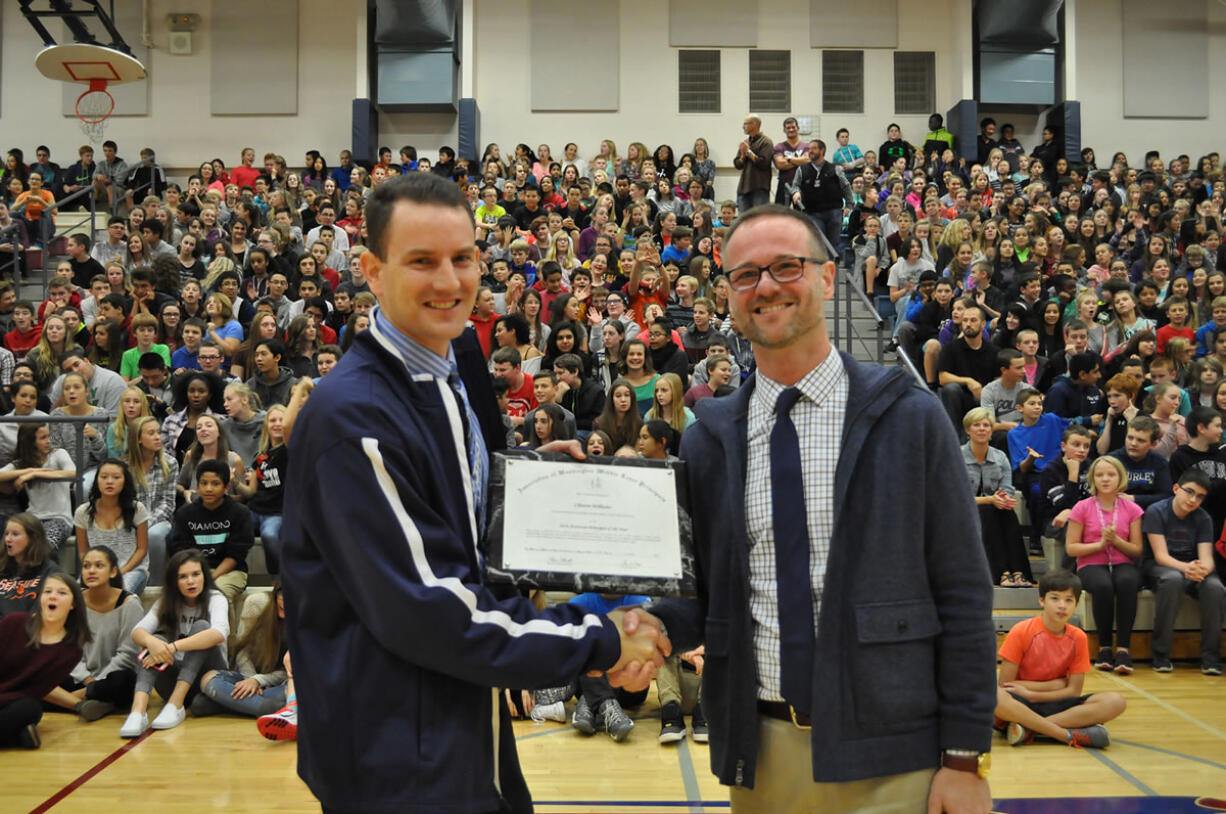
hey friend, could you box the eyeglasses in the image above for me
[726,256,820,291]
[1178,486,1208,501]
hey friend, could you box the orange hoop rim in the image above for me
[75,81,115,124]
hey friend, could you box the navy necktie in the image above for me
[771,386,815,716]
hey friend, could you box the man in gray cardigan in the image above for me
[643,206,996,813]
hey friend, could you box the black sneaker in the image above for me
[690,702,709,743]
[1152,657,1174,673]
[1094,647,1114,671]
[18,723,41,749]
[1203,661,1223,676]
[1114,651,1134,675]
[658,701,685,744]
[571,696,597,735]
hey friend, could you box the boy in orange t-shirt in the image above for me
[12,173,55,247]
[995,569,1126,747]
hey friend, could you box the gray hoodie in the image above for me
[220,410,267,467]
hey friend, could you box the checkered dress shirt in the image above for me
[744,350,848,701]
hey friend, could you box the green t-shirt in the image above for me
[120,343,172,380]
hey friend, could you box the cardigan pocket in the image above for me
[849,599,942,734]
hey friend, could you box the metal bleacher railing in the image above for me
[0,412,112,504]
[820,226,925,386]
[4,176,152,299]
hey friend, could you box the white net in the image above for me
[75,88,114,144]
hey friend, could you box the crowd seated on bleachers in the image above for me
[0,118,1224,750]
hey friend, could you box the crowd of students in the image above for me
[1,120,1224,753]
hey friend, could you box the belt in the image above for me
[757,700,811,729]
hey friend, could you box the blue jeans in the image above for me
[892,294,912,338]
[202,670,287,717]
[737,189,769,215]
[809,208,843,261]
[122,568,148,595]
[873,294,896,333]
[252,511,283,575]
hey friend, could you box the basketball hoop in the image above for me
[34,43,146,145]
[75,79,115,142]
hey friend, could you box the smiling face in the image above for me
[363,201,478,357]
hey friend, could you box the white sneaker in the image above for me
[151,704,186,730]
[530,701,566,723]
[119,711,148,738]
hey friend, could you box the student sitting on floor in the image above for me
[195,583,289,718]
[44,546,141,722]
[119,549,230,736]
[0,572,89,749]
[994,569,1126,748]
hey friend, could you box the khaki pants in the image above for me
[729,716,936,814]
[213,570,248,635]
[655,655,702,712]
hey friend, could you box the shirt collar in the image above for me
[753,349,845,415]
[371,305,457,381]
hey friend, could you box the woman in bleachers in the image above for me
[596,379,642,453]
[1065,454,1144,675]
[162,370,224,461]
[49,371,107,480]
[123,233,149,273]
[540,318,589,377]
[0,424,75,556]
[618,338,659,417]
[25,315,76,393]
[219,382,265,469]
[106,386,151,461]
[584,429,613,457]
[963,408,1032,587]
[88,320,125,374]
[73,460,149,595]
[177,414,244,505]
[646,373,695,435]
[126,416,178,587]
[0,514,54,618]
[230,312,280,382]
[232,405,287,575]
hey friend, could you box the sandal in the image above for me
[1011,572,1035,588]
[999,573,1018,587]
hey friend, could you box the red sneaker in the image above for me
[256,704,298,741]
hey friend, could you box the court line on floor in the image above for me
[1085,748,1158,797]
[1104,672,1226,742]
[675,739,706,814]
[30,729,154,814]
[1113,739,1226,772]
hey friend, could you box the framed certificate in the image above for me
[483,450,697,598]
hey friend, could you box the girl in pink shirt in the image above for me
[1066,455,1144,675]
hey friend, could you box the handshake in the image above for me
[597,608,672,692]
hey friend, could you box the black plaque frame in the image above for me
[484,449,697,598]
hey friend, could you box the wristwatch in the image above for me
[942,749,990,778]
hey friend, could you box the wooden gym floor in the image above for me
[7,668,1226,814]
